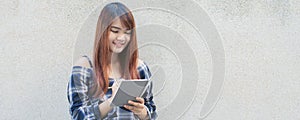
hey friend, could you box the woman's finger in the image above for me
[126,102,143,113]
[135,97,144,104]
[128,100,139,106]
[124,105,134,111]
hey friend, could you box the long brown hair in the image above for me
[93,2,139,94]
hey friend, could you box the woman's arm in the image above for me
[67,66,102,119]
[142,81,157,120]
[98,80,119,119]
[138,60,158,119]
[67,57,114,119]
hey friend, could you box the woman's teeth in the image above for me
[114,41,125,45]
[113,41,124,47]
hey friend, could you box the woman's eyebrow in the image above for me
[111,26,130,30]
[111,26,121,30]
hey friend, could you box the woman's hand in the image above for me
[124,97,148,119]
[99,80,121,119]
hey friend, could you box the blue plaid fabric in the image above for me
[67,59,157,120]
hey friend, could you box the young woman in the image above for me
[67,2,157,120]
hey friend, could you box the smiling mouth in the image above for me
[113,41,125,48]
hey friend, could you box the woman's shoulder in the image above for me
[69,57,94,88]
[71,56,94,75]
[74,57,92,68]
[137,59,152,79]
[137,59,148,68]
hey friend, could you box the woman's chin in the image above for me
[110,43,127,54]
[111,48,124,54]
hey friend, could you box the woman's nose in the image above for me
[117,33,126,41]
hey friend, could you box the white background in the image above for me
[1,0,299,119]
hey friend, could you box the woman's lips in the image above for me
[113,41,125,48]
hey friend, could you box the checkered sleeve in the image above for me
[67,66,102,120]
[139,62,158,120]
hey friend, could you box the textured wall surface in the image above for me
[1,0,299,120]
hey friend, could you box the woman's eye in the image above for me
[111,30,118,33]
[125,31,132,34]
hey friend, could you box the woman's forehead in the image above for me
[110,18,129,30]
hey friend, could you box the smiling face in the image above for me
[108,18,132,54]
[93,2,140,94]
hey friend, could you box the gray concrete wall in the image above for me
[1,0,299,119]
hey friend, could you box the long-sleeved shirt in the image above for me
[67,57,157,120]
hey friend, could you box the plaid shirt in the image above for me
[67,61,157,120]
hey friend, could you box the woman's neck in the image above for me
[111,53,119,64]
[109,53,122,78]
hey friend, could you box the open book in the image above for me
[110,79,150,106]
